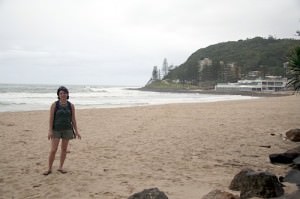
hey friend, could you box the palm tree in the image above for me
[287,46,300,92]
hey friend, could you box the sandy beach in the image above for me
[0,95,299,199]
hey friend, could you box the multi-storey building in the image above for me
[215,77,287,92]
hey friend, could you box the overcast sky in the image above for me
[0,0,299,86]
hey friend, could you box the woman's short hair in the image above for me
[57,86,69,99]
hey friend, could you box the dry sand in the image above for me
[0,95,299,199]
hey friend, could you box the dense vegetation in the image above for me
[287,46,300,92]
[164,37,300,86]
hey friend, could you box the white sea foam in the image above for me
[0,84,258,112]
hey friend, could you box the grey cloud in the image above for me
[0,0,299,86]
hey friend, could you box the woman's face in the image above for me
[58,90,68,101]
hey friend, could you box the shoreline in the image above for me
[0,91,263,113]
[0,92,289,114]
[0,95,259,114]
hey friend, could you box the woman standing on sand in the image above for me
[43,86,81,175]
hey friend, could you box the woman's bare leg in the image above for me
[58,139,69,171]
[45,138,60,173]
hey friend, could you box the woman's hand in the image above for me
[75,132,81,140]
[48,130,54,140]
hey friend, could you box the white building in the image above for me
[215,77,287,92]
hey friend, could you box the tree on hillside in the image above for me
[287,46,300,92]
[162,58,169,77]
[152,66,159,80]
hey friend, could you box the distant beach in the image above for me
[0,95,299,198]
[137,86,293,97]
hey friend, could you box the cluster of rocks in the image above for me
[202,128,300,199]
[269,128,300,190]
[127,129,300,199]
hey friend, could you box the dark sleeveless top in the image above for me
[53,102,72,131]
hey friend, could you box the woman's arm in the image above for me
[71,103,81,139]
[48,102,55,140]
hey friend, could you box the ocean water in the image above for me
[0,84,257,112]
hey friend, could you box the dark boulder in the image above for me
[128,188,168,199]
[286,129,300,142]
[229,169,284,199]
[293,156,300,167]
[201,189,239,199]
[284,169,300,185]
[229,168,254,191]
[269,146,300,164]
[269,153,300,164]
